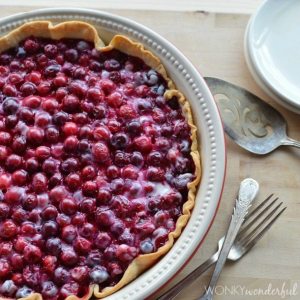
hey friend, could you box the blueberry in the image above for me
[140,240,154,254]
[90,266,109,284]
[16,286,33,299]
[44,64,61,77]
[41,281,58,298]
[110,133,129,149]
[0,280,17,297]
[2,97,19,115]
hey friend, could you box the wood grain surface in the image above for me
[1,5,299,300]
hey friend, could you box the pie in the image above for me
[0,21,201,299]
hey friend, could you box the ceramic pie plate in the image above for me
[245,0,300,113]
[0,8,226,300]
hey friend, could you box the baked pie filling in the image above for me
[0,21,200,299]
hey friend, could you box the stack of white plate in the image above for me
[244,0,300,113]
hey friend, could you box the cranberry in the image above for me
[74,237,91,254]
[107,262,123,278]
[72,213,86,226]
[95,232,111,250]
[0,241,12,256]
[79,223,95,238]
[42,98,59,114]
[122,165,138,180]
[69,80,87,98]
[32,173,48,193]
[60,198,77,215]
[11,169,27,186]
[4,187,24,205]
[0,146,8,161]
[114,151,130,167]
[28,71,41,84]
[92,142,110,162]
[6,154,22,171]
[147,167,165,181]
[152,227,169,248]
[0,131,12,145]
[82,181,97,197]
[131,151,144,166]
[12,136,27,154]
[3,84,17,96]
[23,244,42,263]
[71,266,89,282]
[11,258,24,278]
[93,126,110,141]
[63,135,79,152]
[25,157,39,173]
[11,208,27,224]
[63,173,80,191]
[80,198,96,214]
[20,82,36,96]
[106,165,120,179]
[46,237,62,255]
[41,205,58,220]
[95,209,115,226]
[61,225,77,243]
[54,266,71,285]
[26,127,44,145]
[60,157,79,173]
[81,165,96,180]
[107,91,123,107]
[97,189,112,204]
[22,193,37,210]
[45,126,60,143]
[0,258,10,278]
[134,136,153,153]
[90,266,109,284]
[107,119,121,133]
[0,173,11,191]
[5,115,19,129]
[126,120,141,135]
[0,203,10,219]
[60,247,79,267]
[42,158,57,175]
[53,74,68,87]
[116,244,138,262]
[37,81,51,95]
[42,221,58,237]
[50,185,67,203]
[63,121,78,136]
[87,87,104,103]
[62,95,80,113]
[24,38,39,53]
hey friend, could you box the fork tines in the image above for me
[237,194,286,248]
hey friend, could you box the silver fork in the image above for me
[157,194,286,300]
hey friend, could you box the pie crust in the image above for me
[0,21,201,300]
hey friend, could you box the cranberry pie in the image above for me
[0,21,200,299]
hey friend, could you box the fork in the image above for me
[157,194,286,300]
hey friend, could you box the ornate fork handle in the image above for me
[199,178,259,300]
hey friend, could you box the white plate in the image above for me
[0,8,226,300]
[245,0,300,113]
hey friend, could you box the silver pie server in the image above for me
[204,77,300,155]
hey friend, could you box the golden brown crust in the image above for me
[0,21,201,300]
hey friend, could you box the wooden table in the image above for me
[1,2,300,300]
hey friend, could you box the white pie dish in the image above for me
[0,8,226,300]
[244,0,300,113]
